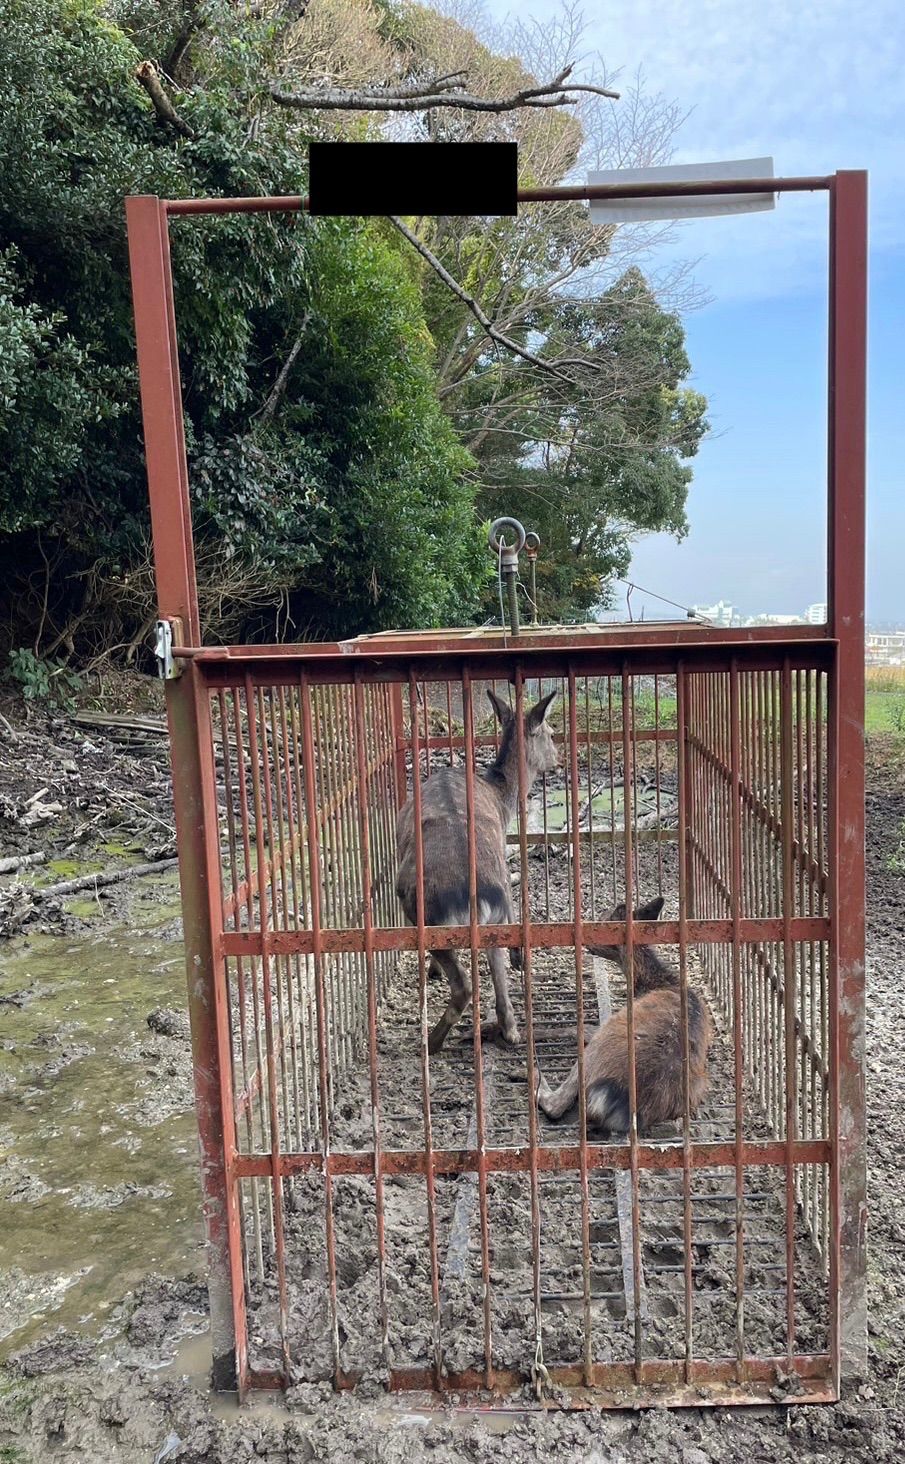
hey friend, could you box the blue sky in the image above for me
[481,0,904,622]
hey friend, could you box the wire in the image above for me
[612,577,704,620]
[497,538,507,645]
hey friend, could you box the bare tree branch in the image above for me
[387,216,575,382]
[270,63,618,113]
[135,61,196,138]
[254,317,311,425]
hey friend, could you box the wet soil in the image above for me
[0,689,904,1460]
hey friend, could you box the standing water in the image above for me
[0,871,204,1358]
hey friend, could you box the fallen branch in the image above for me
[34,858,179,901]
[270,63,618,114]
[135,61,196,138]
[73,712,167,737]
[0,852,47,875]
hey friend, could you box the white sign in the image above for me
[587,157,775,222]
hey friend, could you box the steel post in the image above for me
[125,196,242,1388]
[827,170,868,1382]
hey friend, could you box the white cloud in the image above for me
[483,0,904,302]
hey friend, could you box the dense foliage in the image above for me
[0,0,707,662]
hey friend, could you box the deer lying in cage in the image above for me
[536,895,713,1134]
[395,687,558,1054]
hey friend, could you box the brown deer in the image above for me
[536,896,712,1133]
[395,687,558,1054]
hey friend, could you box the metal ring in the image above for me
[488,517,527,555]
[525,531,541,552]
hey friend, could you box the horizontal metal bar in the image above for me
[411,729,678,751]
[164,176,832,218]
[222,915,831,956]
[512,828,680,847]
[232,1136,831,1180]
[244,1351,835,1404]
[177,623,833,661]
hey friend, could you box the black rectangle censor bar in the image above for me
[308,142,518,217]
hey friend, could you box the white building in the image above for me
[805,602,828,624]
[692,599,736,627]
[743,613,805,627]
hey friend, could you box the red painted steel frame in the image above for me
[125,173,867,1398]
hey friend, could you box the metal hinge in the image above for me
[154,618,184,680]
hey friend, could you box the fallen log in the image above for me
[33,857,179,901]
[73,712,167,736]
[0,851,48,875]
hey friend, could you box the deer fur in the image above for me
[536,896,712,1134]
[395,687,558,1054]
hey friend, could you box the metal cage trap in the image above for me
[126,169,867,1409]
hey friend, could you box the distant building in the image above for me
[866,630,905,665]
[692,599,736,627]
[805,602,828,624]
[744,613,805,627]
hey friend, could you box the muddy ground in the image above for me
[0,681,904,1461]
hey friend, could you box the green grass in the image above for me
[865,690,905,734]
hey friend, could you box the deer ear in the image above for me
[635,895,665,921]
[486,689,513,727]
[609,902,627,922]
[527,689,557,729]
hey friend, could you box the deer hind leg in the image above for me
[481,946,520,1045]
[586,1079,630,1135]
[427,949,472,1054]
[536,1059,580,1120]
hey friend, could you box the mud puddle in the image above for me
[0,870,204,1356]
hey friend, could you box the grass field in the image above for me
[866,665,905,734]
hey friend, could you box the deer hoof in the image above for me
[427,1023,448,1055]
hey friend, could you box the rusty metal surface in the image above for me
[827,171,868,1383]
[162,175,833,217]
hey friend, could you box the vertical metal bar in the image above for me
[683,673,696,922]
[219,693,263,1280]
[653,675,664,894]
[125,195,238,1388]
[406,671,443,1387]
[621,667,643,1378]
[729,661,746,1378]
[567,668,593,1384]
[675,666,694,1382]
[827,171,868,1384]
[607,677,618,905]
[244,675,291,1380]
[583,677,597,919]
[461,669,494,1388]
[260,690,293,1152]
[352,672,391,1373]
[276,689,304,1155]
[299,669,342,1385]
[817,671,830,1265]
[288,688,317,1142]
[780,660,798,1365]
[513,670,545,1393]
[390,684,408,810]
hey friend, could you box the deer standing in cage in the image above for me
[536,896,712,1133]
[395,687,558,1054]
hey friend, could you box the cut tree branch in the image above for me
[270,63,618,114]
[387,217,573,382]
[135,61,196,139]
